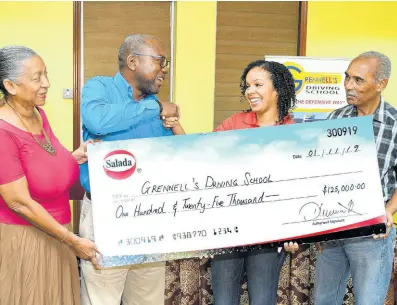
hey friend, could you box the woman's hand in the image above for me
[72,139,102,165]
[66,234,102,270]
[284,241,299,253]
[164,118,185,135]
[162,116,180,129]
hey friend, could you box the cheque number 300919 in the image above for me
[326,126,358,137]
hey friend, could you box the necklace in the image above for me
[5,100,57,156]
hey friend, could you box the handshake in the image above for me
[157,100,183,131]
[158,100,180,120]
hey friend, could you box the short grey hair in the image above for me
[117,34,159,70]
[0,46,38,99]
[357,51,391,82]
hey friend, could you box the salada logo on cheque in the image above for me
[103,150,136,180]
[283,61,343,95]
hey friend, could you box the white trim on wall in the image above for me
[80,2,84,143]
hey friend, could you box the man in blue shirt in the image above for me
[79,34,184,305]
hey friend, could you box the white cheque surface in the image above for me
[87,116,386,267]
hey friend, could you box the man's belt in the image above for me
[86,192,92,200]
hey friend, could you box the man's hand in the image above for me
[373,209,394,239]
[160,101,179,119]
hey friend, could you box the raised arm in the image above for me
[81,78,160,135]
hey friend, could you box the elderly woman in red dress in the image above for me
[0,46,100,305]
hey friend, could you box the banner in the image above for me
[88,116,386,267]
[265,55,351,122]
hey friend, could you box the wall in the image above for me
[174,1,397,131]
[214,2,299,128]
[2,1,396,149]
[0,1,74,149]
[83,1,171,103]
[173,1,217,134]
[306,1,397,107]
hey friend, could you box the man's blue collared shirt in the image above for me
[80,72,173,193]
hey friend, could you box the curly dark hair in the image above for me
[240,60,297,124]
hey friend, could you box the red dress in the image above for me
[0,108,79,225]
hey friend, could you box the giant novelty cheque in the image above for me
[87,116,386,267]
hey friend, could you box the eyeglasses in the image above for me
[133,53,170,69]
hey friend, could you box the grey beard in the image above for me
[137,77,159,96]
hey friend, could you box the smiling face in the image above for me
[132,39,168,95]
[244,67,278,114]
[4,55,50,107]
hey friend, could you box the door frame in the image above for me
[298,1,308,56]
[72,1,82,233]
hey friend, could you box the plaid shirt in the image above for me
[328,97,397,203]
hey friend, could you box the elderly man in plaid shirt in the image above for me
[313,51,397,305]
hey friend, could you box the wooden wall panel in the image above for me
[84,1,171,102]
[214,1,300,128]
